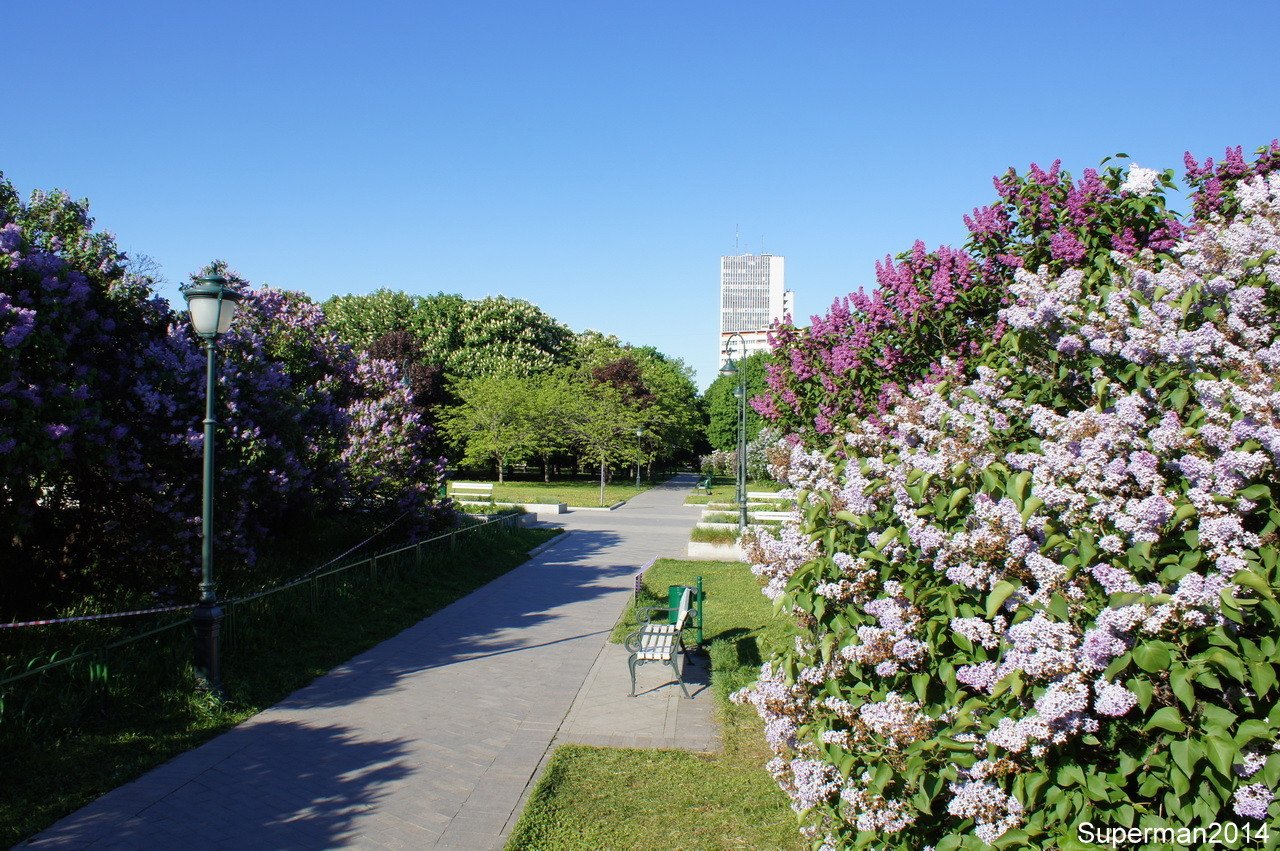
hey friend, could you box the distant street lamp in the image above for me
[181,273,242,698]
[635,427,643,488]
[719,333,748,533]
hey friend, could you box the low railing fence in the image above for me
[0,512,521,737]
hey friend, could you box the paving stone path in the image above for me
[27,474,707,850]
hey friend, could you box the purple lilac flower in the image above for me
[1233,784,1273,820]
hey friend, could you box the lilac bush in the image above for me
[758,155,1184,443]
[0,178,448,616]
[0,177,203,612]
[736,145,1280,848]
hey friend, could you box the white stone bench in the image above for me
[450,482,494,507]
[625,587,693,698]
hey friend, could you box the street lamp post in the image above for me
[181,274,242,698]
[719,333,748,533]
[635,427,643,488]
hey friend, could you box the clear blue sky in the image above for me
[5,1,1276,388]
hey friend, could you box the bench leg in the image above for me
[628,654,638,697]
[671,655,691,699]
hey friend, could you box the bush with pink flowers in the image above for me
[736,143,1280,848]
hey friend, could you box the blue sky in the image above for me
[4,1,1276,387]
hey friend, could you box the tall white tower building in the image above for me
[719,253,793,368]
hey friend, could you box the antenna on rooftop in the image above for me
[735,224,740,253]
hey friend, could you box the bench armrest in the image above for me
[636,606,676,624]
[623,629,645,653]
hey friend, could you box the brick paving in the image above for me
[26,475,705,850]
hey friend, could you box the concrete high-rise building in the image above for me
[719,253,793,368]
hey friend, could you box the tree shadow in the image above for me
[28,720,418,848]
[274,527,644,710]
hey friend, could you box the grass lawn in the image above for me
[684,477,785,506]
[508,559,801,851]
[450,478,656,508]
[0,524,559,847]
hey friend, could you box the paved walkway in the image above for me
[27,474,708,850]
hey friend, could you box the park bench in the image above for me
[625,586,696,699]
[695,475,713,494]
[450,482,495,508]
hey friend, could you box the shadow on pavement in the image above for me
[28,720,415,848]
[276,528,641,710]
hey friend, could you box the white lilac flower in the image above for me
[1093,677,1139,717]
[1120,164,1161,196]
[1237,752,1268,779]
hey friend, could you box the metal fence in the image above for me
[0,512,521,737]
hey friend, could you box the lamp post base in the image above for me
[193,601,225,699]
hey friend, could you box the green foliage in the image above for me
[322,289,465,356]
[441,373,537,479]
[691,526,740,544]
[706,351,769,451]
[448,295,574,378]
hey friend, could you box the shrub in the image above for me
[735,143,1280,848]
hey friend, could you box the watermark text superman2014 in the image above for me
[1078,821,1269,847]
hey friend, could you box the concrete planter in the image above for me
[494,501,567,516]
[686,540,748,561]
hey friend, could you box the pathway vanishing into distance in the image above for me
[28,474,707,850]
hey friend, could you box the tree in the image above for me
[704,351,769,451]
[368,330,451,456]
[525,372,578,482]
[323,289,465,360]
[440,374,535,482]
[560,380,640,505]
[445,295,574,378]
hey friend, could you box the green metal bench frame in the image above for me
[625,588,694,699]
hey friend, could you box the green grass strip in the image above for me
[508,559,801,850]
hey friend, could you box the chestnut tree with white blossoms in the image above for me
[736,142,1280,849]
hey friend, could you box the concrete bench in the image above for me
[625,587,694,699]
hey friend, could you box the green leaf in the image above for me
[1132,643,1171,673]
[1127,677,1153,711]
[1145,706,1187,733]
[1205,736,1235,777]
[986,580,1019,619]
[1169,666,1195,710]
[1171,738,1200,777]
[1201,703,1238,733]
[1233,569,1276,600]
[1235,719,1273,747]
[1205,649,1247,683]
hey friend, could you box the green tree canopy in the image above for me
[704,351,769,451]
[445,295,574,378]
[322,289,466,356]
[439,374,535,482]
